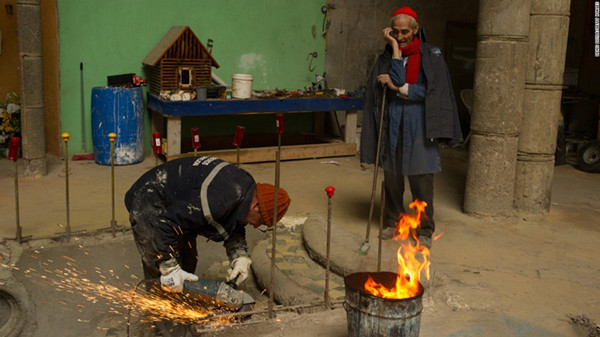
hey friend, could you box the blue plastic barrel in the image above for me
[91,86,144,165]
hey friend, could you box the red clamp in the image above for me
[7,137,20,161]
[191,128,201,150]
[325,186,336,197]
[276,113,284,134]
[233,126,245,147]
[152,132,162,155]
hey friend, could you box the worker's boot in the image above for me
[380,227,396,240]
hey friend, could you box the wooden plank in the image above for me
[344,110,357,145]
[166,116,182,155]
[166,143,357,163]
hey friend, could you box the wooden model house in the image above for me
[142,26,220,95]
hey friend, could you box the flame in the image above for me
[364,200,432,299]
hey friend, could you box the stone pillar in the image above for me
[17,0,47,176]
[464,0,530,216]
[514,0,571,214]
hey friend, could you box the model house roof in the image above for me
[142,26,220,68]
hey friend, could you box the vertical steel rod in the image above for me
[109,133,117,237]
[269,114,283,319]
[269,132,281,319]
[80,62,86,152]
[324,186,335,309]
[62,133,71,241]
[362,87,387,250]
[14,160,22,243]
[378,180,385,272]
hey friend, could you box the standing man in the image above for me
[360,7,462,248]
[125,156,291,292]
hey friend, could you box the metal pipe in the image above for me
[360,87,387,255]
[14,160,22,243]
[62,133,71,241]
[378,180,385,272]
[109,133,117,237]
[193,299,345,324]
[269,114,284,318]
[324,186,335,309]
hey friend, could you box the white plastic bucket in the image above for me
[232,73,253,99]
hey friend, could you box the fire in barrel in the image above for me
[345,200,431,337]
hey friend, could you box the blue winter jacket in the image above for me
[360,30,463,165]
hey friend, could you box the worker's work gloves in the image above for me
[159,258,199,293]
[227,256,252,287]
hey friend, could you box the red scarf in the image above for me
[399,36,421,84]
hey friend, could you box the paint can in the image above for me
[91,86,144,165]
[231,73,253,99]
[195,87,207,100]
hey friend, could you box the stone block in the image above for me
[514,156,555,214]
[519,87,562,154]
[464,133,519,216]
[20,106,46,158]
[477,0,530,37]
[526,15,570,85]
[17,0,42,4]
[531,0,570,14]
[472,40,528,134]
[23,157,47,177]
[19,57,45,106]
[16,3,42,54]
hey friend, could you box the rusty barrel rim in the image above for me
[344,271,424,301]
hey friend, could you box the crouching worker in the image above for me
[125,156,291,292]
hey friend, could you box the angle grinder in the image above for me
[147,277,255,314]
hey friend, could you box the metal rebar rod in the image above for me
[193,299,346,324]
[378,180,385,272]
[269,132,282,319]
[110,135,117,237]
[80,62,86,152]
[14,160,22,243]
[324,187,334,309]
[63,138,71,241]
[364,87,387,246]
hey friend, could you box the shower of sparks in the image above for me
[2,255,232,327]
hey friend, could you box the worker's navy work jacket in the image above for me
[125,156,255,262]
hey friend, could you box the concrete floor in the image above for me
[0,148,599,336]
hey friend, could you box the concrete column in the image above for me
[17,0,47,176]
[464,0,530,216]
[514,0,571,214]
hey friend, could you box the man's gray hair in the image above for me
[391,13,418,29]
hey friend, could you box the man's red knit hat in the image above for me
[256,183,291,227]
[392,6,417,21]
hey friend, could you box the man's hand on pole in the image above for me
[159,258,199,293]
[227,256,252,286]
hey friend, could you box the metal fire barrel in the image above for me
[344,272,424,337]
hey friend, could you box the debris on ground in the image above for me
[569,314,600,337]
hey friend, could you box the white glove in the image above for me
[159,259,199,293]
[227,256,252,286]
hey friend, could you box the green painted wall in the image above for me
[57,0,326,154]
